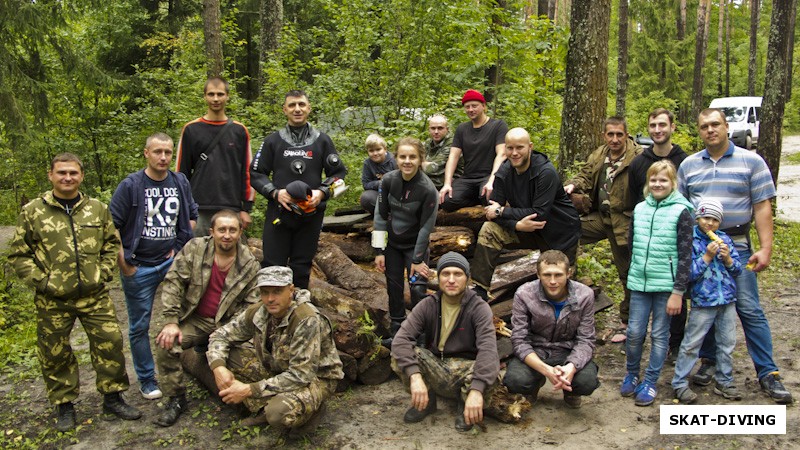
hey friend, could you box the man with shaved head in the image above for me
[470,128,581,301]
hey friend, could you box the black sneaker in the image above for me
[759,372,793,404]
[154,394,188,427]
[691,360,715,386]
[403,393,437,423]
[102,392,142,421]
[54,402,76,432]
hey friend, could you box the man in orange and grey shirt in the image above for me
[176,76,255,236]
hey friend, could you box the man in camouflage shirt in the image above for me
[206,266,343,436]
[8,153,141,432]
[153,210,260,427]
[422,114,461,190]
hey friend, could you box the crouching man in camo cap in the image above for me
[206,266,344,436]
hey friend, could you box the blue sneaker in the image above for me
[620,374,639,397]
[634,381,657,406]
[140,379,163,400]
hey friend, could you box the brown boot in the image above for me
[288,403,327,439]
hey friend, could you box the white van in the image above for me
[708,96,762,150]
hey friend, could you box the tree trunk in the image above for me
[557,0,611,175]
[748,0,760,96]
[725,0,731,96]
[547,0,556,20]
[785,0,797,100]
[202,0,224,77]
[759,0,794,188]
[677,0,687,40]
[677,0,688,123]
[537,0,549,17]
[259,0,283,89]
[690,0,711,122]
[717,0,725,96]
[615,0,629,117]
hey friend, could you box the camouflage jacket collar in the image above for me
[41,190,88,212]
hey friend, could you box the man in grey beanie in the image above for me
[390,252,499,432]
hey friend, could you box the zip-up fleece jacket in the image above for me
[491,152,581,251]
[207,290,344,397]
[160,236,260,325]
[361,152,397,191]
[567,137,642,245]
[9,191,119,299]
[510,279,596,371]
[627,190,694,294]
[628,144,688,204]
[391,289,499,394]
[690,226,743,307]
[110,169,198,265]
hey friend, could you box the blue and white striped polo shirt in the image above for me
[677,142,775,230]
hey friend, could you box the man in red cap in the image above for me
[438,89,508,212]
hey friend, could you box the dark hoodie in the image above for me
[491,151,581,252]
[628,144,688,204]
[391,289,499,394]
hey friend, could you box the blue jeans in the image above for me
[672,303,737,389]
[121,258,173,383]
[698,247,779,379]
[626,291,671,384]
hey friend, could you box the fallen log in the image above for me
[309,278,389,337]
[320,227,475,263]
[357,345,393,385]
[435,206,486,226]
[316,304,374,359]
[336,351,358,392]
[320,232,375,262]
[313,241,390,330]
[484,385,533,424]
[490,251,540,294]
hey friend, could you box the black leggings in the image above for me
[384,244,429,322]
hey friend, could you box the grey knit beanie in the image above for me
[436,252,470,277]
[695,198,724,222]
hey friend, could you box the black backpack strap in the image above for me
[199,118,234,162]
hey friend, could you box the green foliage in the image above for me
[0,259,39,381]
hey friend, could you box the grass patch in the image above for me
[757,219,800,287]
[784,152,800,165]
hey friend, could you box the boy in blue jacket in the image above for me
[671,199,742,403]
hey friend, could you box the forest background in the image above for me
[1,0,798,232]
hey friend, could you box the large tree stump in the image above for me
[356,345,393,385]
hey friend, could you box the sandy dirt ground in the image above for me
[1,138,799,449]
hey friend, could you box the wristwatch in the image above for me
[495,206,503,217]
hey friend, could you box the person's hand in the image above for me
[748,248,771,272]
[219,379,252,404]
[515,213,546,232]
[309,189,325,208]
[155,323,182,350]
[564,184,575,195]
[666,293,683,316]
[439,185,453,204]
[276,189,293,211]
[463,390,484,425]
[119,259,137,277]
[554,363,577,385]
[481,177,495,202]
[374,255,386,273]
[485,201,501,220]
[409,374,429,411]
[546,365,573,392]
[717,242,734,266]
[213,366,235,391]
[239,211,252,229]
[705,241,720,259]
[410,262,429,279]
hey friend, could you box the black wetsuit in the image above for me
[250,123,347,288]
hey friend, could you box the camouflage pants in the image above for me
[156,314,217,397]
[235,351,337,429]
[34,291,130,405]
[391,347,498,404]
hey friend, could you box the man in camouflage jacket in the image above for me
[206,266,343,435]
[8,153,141,431]
[153,210,260,427]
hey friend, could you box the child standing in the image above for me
[671,199,742,403]
[621,160,694,406]
[359,133,397,214]
[373,137,439,342]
